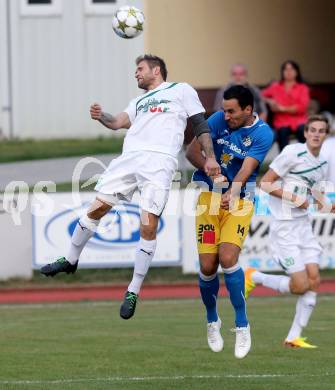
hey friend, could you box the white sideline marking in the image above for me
[0,373,334,385]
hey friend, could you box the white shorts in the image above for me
[269,217,322,274]
[94,151,177,216]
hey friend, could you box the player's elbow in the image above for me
[185,144,199,167]
[108,118,123,130]
[189,113,210,138]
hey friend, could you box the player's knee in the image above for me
[199,253,219,276]
[140,212,159,240]
[87,210,101,220]
[87,200,111,220]
[140,224,157,240]
[200,262,218,276]
[219,252,238,269]
[309,275,321,291]
[290,279,309,294]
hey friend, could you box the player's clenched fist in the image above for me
[90,103,102,120]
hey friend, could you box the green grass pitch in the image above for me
[0,296,334,390]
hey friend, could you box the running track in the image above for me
[1,281,335,304]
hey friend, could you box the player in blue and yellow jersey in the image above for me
[186,85,273,358]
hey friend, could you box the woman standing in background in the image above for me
[262,60,310,151]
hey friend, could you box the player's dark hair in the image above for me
[136,54,168,81]
[280,60,303,83]
[223,85,254,110]
[305,115,329,133]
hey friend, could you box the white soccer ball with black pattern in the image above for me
[112,6,144,39]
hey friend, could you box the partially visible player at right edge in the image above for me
[187,86,273,358]
[245,115,335,348]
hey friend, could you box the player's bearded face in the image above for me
[135,61,156,90]
[223,99,252,129]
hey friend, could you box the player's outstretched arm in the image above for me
[189,113,220,176]
[90,103,131,130]
[186,137,226,187]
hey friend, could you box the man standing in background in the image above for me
[213,64,268,121]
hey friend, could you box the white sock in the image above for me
[128,238,157,295]
[254,272,290,294]
[286,299,303,341]
[251,271,265,284]
[297,291,317,327]
[286,291,317,341]
[66,215,100,264]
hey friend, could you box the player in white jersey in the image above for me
[41,54,220,319]
[245,115,335,348]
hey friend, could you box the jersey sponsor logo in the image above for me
[137,98,171,114]
[242,136,252,147]
[135,82,178,115]
[293,185,308,196]
[216,138,247,157]
[197,223,215,244]
[220,152,234,168]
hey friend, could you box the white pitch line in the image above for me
[0,372,334,385]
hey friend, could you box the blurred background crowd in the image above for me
[213,60,335,152]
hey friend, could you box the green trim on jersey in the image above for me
[289,160,327,175]
[297,151,307,157]
[135,83,178,115]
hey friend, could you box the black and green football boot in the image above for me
[120,291,138,319]
[40,257,78,277]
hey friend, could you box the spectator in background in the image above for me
[213,64,268,121]
[262,60,310,151]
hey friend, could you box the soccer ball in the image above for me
[112,6,145,39]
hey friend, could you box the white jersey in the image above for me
[123,82,205,158]
[321,136,335,187]
[269,143,328,220]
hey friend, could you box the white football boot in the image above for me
[233,324,251,359]
[207,318,224,352]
